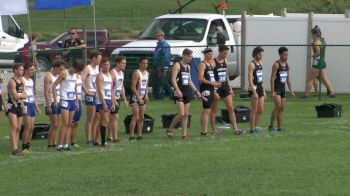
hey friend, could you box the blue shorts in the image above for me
[85,95,97,106]
[24,102,36,117]
[45,102,61,115]
[96,99,112,112]
[60,100,76,112]
[73,101,82,122]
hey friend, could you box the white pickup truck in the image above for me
[111,13,241,88]
[0,15,28,66]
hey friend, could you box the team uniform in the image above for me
[96,73,113,111]
[130,70,149,106]
[273,61,289,98]
[200,62,215,108]
[73,74,83,122]
[248,61,264,98]
[7,78,25,117]
[60,70,77,111]
[23,77,36,117]
[214,58,231,97]
[312,39,326,70]
[85,65,99,106]
[45,73,61,115]
[174,63,191,104]
[111,69,124,114]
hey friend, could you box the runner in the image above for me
[81,51,102,144]
[7,64,26,156]
[45,60,65,148]
[108,56,128,143]
[268,47,295,131]
[128,57,150,141]
[166,49,202,139]
[211,45,245,135]
[198,48,221,135]
[95,57,114,146]
[52,60,85,151]
[22,63,41,154]
[248,46,265,135]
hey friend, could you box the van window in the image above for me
[1,16,19,37]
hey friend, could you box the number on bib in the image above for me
[61,101,68,108]
[182,75,189,85]
[279,72,288,83]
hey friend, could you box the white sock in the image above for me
[64,144,69,148]
[57,144,63,148]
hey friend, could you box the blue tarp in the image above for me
[34,0,92,10]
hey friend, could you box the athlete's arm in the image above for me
[52,70,66,105]
[171,63,181,95]
[110,70,117,106]
[44,74,52,107]
[81,66,91,95]
[270,62,278,97]
[287,69,295,96]
[96,73,105,105]
[130,70,140,100]
[313,39,321,58]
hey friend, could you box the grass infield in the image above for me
[0,93,349,195]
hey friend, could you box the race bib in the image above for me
[28,95,35,102]
[182,75,189,85]
[139,87,146,96]
[201,90,210,97]
[67,92,75,98]
[77,93,82,99]
[313,59,319,66]
[86,95,94,102]
[279,72,288,83]
[22,106,27,114]
[256,71,263,83]
[218,72,226,82]
[209,73,215,82]
[105,89,111,96]
[61,100,68,108]
[115,89,121,98]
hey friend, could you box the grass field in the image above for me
[15,0,350,40]
[0,93,349,195]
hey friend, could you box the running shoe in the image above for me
[268,126,276,131]
[234,129,246,135]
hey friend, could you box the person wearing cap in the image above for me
[198,48,221,136]
[63,28,86,64]
[152,30,172,99]
[211,45,245,135]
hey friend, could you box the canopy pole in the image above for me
[64,10,67,30]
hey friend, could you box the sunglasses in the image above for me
[69,32,76,35]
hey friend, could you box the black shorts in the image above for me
[129,96,145,107]
[274,88,286,98]
[217,84,231,98]
[110,99,120,114]
[200,89,214,109]
[174,89,191,104]
[249,87,264,98]
[6,103,23,117]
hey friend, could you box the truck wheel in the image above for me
[36,56,51,71]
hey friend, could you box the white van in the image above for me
[0,15,28,66]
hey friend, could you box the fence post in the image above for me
[306,12,313,85]
[83,26,87,66]
[281,8,287,17]
[240,11,247,89]
[345,9,350,18]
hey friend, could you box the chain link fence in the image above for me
[1,44,349,104]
